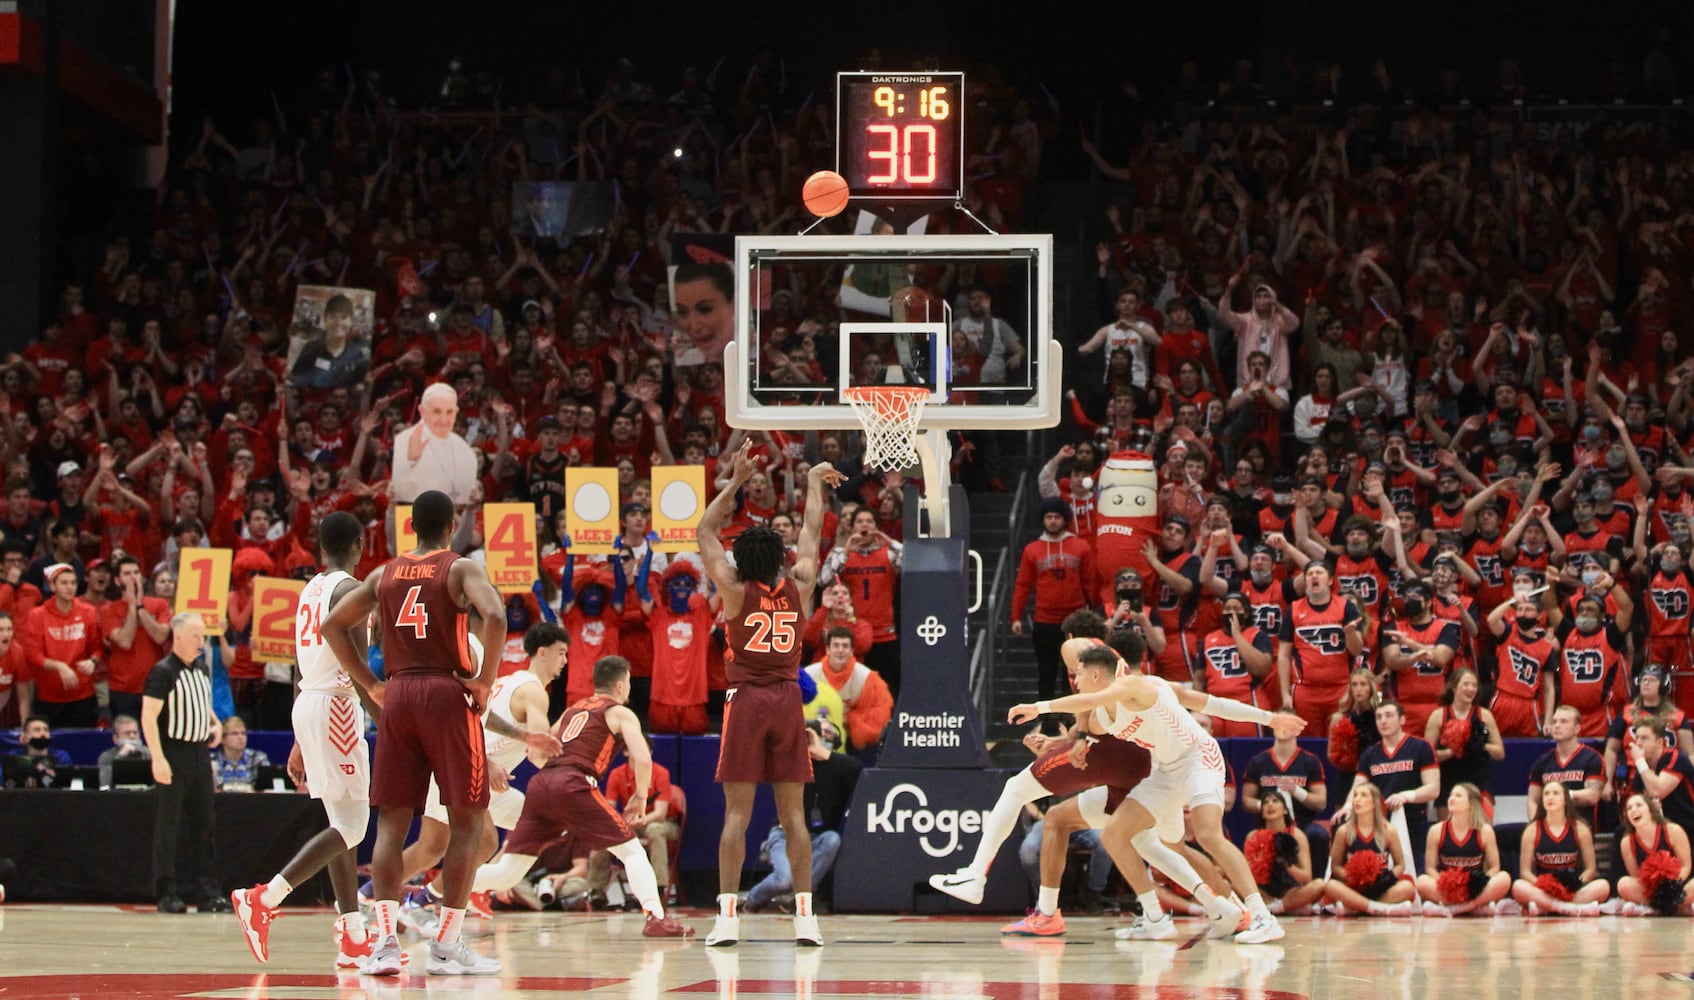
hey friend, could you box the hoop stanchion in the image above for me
[843,386,929,472]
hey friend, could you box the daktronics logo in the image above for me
[863,782,990,858]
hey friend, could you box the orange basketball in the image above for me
[802,170,851,218]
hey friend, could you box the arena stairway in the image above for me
[966,183,1091,746]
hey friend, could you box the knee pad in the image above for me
[324,798,370,851]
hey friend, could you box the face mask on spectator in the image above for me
[1582,425,1603,444]
[1575,614,1599,632]
[1605,448,1626,471]
[28,736,50,751]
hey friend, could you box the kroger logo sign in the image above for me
[862,782,991,858]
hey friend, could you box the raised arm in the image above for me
[697,439,756,613]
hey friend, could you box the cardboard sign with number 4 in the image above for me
[251,577,306,663]
[175,547,233,635]
[483,502,539,594]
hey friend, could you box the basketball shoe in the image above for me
[643,913,696,938]
[465,891,495,920]
[928,868,986,905]
[231,885,277,963]
[426,938,501,976]
[361,935,405,977]
[1001,908,1066,936]
[706,914,740,946]
[1115,912,1177,940]
[794,912,823,946]
[335,923,373,970]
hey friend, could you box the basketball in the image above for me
[802,170,850,218]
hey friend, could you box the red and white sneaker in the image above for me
[1001,908,1066,937]
[231,885,277,963]
[643,912,697,938]
[466,891,495,920]
[335,926,373,969]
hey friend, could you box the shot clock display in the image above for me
[836,71,964,202]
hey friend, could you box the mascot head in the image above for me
[1097,451,1159,522]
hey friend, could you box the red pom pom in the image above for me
[1440,717,1471,758]
[1329,715,1360,772]
[1343,848,1387,890]
[1534,872,1574,902]
[1638,849,1683,893]
[1436,866,1475,904]
[1245,829,1276,886]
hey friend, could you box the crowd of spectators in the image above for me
[5,37,1694,912]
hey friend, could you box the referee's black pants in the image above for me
[153,737,218,902]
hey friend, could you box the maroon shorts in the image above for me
[370,672,489,812]
[504,765,633,857]
[715,681,812,784]
[1031,737,1152,807]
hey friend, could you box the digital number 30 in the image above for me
[865,124,938,185]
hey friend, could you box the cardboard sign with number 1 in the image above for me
[251,577,305,663]
[483,502,539,594]
[175,547,233,635]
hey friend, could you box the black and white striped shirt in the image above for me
[143,652,215,743]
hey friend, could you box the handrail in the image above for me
[968,438,1034,723]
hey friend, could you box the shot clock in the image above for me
[836,71,964,202]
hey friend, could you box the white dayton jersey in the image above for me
[1093,675,1214,767]
[483,671,541,772]
[1094,676,1228,841]
[297,570,354,694]
[292,569,369,800]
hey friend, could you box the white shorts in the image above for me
[292,691,370,802]
[1127,738,1227,843]
[1077,785,1111,830]
[423,776,526,829]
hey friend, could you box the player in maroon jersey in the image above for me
[698,441,841,947]
[455,655,693,938]
[323,490,510,976]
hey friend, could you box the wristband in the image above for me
[1034,700,1054,714]
[1201,694,1275,727]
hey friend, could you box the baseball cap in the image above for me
[56,461,79,479]
[536,415,562,432]
[44,562,76,583]
[1164,514,1192,531]
[620,502,651,517]
[521,299,542,313]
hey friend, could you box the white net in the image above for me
[844,386,929,472]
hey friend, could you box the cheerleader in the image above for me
[1511,781,1609,916]
[1327,669,1383,773]
[1423,668,1504,819]
[1614,792,1694,916]
[1322,784,1416,916]
[1414,783,1512,916]
[1243,789,1327,915]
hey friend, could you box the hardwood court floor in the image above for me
[2,904,1693,998]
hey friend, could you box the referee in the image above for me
[141,613,230,914]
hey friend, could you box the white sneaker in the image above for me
[1234,913,1285,944]
[706,914,740,947]
[360,935,405,977]
[1206,900,1247,939]
[1381,901,1415,917]
[928,868,986,905]
[1421,901,1452,918]
[426,938,501,975]
[1597,898,1622,915]
[1526,901,1542,917]
[1115,913,1177,940]
[1567,902,1601,917]
[794,913,823,946]
[1493,899,1523,916]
